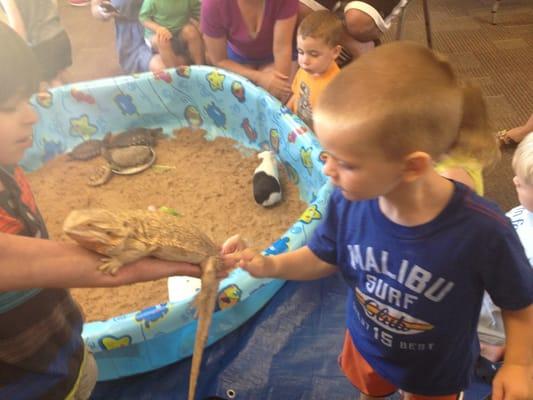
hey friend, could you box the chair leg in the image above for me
[422,0,433,49]
[396,7,407,40]
[491,0,501,25]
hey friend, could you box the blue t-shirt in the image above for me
[308,182,533,395]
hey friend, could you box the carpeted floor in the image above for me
[58,0,533,211]
[384,0,533,211]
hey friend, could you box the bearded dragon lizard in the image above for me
[63,209,221,400]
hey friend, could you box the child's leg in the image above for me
[148,54,166,72]
[180,23,205,65]
[157,33,187,67]
[339,331,462,400]
[149,35,159,52]
[339,330,397,399]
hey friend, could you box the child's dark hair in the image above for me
[298,10,343,48]
[315,42,500,167]
[0,22,41,104]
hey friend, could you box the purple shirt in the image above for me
[201,0,298,61]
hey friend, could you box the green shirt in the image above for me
[139,0,200,37]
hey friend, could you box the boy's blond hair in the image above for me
[298,10,343,48]
[315,41,500,167]
[512,133,533,185]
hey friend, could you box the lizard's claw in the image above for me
[98,257,123,275]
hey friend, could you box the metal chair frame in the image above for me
[396,0,433,49]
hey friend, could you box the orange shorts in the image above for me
[338,330,462,400]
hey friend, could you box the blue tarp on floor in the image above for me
[91,274,491,400]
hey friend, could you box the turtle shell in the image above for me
[104,127,163,149]
[68,139,103,161]
[102,145,154,169]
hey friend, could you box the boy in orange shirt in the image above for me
[287,10,341,129]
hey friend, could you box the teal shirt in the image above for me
[139,0,200,38]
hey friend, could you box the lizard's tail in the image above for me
[188,256,219,400]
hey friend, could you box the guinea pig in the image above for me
[253,151,282,207]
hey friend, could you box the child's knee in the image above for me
[180,24,201,42]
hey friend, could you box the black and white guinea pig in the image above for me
[253,151,282,207]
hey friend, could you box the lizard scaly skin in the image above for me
[63,209,221,400]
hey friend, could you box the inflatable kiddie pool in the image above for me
[22,66,334,381]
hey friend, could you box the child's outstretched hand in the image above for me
[221,234,248,255]
[492,363,532,400]
[221,235,272,278]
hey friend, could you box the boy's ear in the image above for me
[512,176,520,188]
[402,151,432,182]
[332,45,342,59]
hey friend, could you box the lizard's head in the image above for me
[63,209,130,253]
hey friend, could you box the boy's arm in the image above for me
[141,18,162,34]
[492,304,533,400]
[233,246,338,281]
[0,232,202,290]
[287,71,300,112]
[138,0,164,35]
[0,0,27,40]
[286,94,295,112]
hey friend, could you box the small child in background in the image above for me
[139,0,204,68]
[435,99,500,196]
[476,133,533,382]
[287,10,342,129]
[0,0,72,87]
[223,42,532,399]
[91,0,160,73]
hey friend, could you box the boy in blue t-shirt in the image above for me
[223,42,532,399]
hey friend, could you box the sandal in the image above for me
[475,356,502,385]
[496,130,518,147]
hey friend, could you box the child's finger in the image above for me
[220,234,247,254]
[221,253,241,269]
